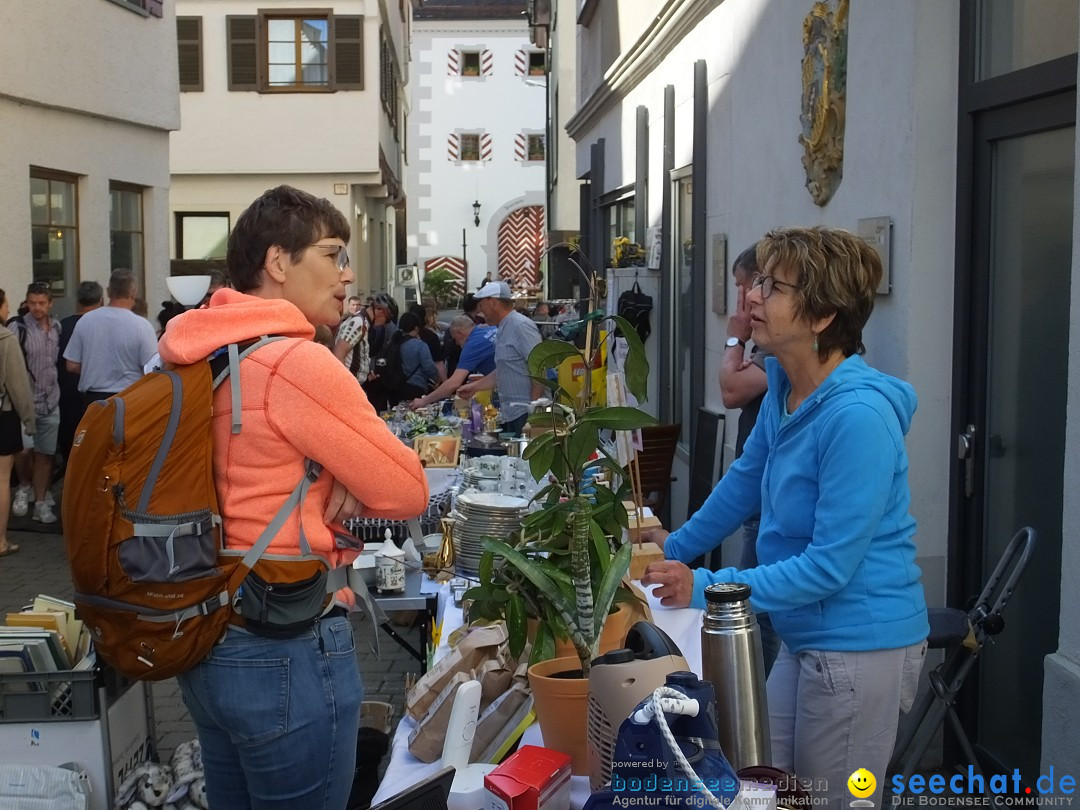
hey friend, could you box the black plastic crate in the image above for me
[0,669,101,722]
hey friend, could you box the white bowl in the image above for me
[166,275,212,306]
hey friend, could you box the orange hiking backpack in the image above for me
[63,338,333,680]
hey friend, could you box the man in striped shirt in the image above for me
[9,281,61,524]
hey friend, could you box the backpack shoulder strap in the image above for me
[208,335,288,435]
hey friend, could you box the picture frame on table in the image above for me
[414,435,461,468]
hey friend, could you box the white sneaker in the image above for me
[32,501,57,525]
[44,491,55,507]
[12,486,31,518]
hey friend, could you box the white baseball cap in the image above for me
[476,280,513,299]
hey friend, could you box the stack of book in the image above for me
[0,595,94,692]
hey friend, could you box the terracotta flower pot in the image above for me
[527,656,590,774]
[526,602,634,661]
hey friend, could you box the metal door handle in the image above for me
[957,424,976,497]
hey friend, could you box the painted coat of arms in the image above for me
[799,0,849,206]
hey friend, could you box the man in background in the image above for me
[56,281,103,466]
[457,280,541,435]
[63,269,157,407]
[9,282,61,523]
[410,315,496,410]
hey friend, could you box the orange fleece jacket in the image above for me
[158,289,428,568]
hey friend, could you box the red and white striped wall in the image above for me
[425,256,467,299]
[497,205,546,288]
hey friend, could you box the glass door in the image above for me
[960,101,1074,778]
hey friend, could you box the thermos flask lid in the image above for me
[704,582,752,603]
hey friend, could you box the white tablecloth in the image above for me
[370,582,705,808]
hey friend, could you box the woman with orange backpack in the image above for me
[158,186,428,809]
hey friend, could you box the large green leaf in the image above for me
[528,441,557,481]
[478,550,494,584]
[529,621,556,666]
[567,423,599,472]
[579,406,658,431]
[605,314,650,402]
[507,593,527,660]
[522,432,556,461]
[528,340,582,377]
[590,521,611,575]
[593,542,632,641]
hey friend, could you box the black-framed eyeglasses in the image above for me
[751,273,802,299]
[310,243,350,272]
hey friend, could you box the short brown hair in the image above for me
[227,185,350,293]
[108,269,138,300]
[756,227,882,360]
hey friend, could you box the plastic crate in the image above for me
[0,669,100,722]
[0,665,154,810]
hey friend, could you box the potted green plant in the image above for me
[464,313,655,772]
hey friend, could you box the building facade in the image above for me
[543,0,1079,780]
[406,0,546,298]
[170,0,410,297]
[0,0,180,318]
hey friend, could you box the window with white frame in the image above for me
[226,14,363,92]
[460,133,481,162]
[176,213,230,260]
[461,50,482,76]
[526,134,546,162]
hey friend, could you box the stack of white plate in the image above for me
[463,467,500,490]
[452,492,529,576]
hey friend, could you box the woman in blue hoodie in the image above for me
[642,226,928,808]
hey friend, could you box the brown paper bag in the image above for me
[406,622,508,721]
[407,671,473,763]
[471,680,530,763]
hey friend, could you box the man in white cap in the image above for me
[458,279,541,435]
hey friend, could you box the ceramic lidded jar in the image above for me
[375,529,406,593]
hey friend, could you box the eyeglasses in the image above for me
[310,243,350,272]
[751,273,802,299]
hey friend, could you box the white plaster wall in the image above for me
[0,100,172,320]
[0,0,180,131]
[571,1,958,604]
[407,20,546,287]
[171,0,392,176]
[549,0,580,232]
[1041,28,1080,776]
[169,175,389,295]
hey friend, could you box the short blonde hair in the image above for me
[756,226,882,360]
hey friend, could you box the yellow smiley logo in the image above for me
[848,768,876,798]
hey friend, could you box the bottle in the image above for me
[700,582,771,771]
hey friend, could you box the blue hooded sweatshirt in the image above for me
[665,354,929,654]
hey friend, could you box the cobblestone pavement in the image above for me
[0,514,423,767]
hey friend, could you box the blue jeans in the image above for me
[177,615,362,809]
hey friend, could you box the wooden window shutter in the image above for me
[333,15,364,90]
[226,15,259,91]
[177,17,203,92]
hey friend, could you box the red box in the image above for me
[485,745,572,810]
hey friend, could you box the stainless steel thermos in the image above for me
[700,582,771,770]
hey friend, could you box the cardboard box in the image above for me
[485,745,571,810]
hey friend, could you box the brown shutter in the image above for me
[333,15,364,90]
[226,15,259,91]
[177,17,203,92]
